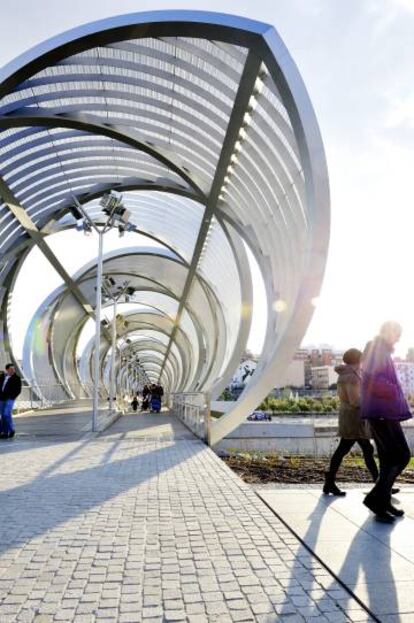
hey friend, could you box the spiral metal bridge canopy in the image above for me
[0,11,329,444]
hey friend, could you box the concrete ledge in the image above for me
[213,418,414,456]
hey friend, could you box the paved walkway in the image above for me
[100,413,195,441]
[12,407,182,439]
[260,487,414,623]
[13,403,111,437]
[0,414,370,623]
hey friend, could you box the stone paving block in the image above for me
[186,602,206,615]
[229,608,255,622]
[206,600,230,615]
[118,614,142,623]
[250,600,274,615]
[163,610,187,621]
[227,598,251,610]
[323,612,351,622]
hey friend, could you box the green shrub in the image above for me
[254,393,340,414]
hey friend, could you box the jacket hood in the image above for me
[335,364,358,377]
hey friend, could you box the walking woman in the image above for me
[361,321,411,521]
[323,348,378,496]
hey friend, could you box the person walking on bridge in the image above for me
[0,363,22,439]
[362,321,411,522]
[323,348,378,496]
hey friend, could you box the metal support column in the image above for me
[109,296,117,412]
[92,230,104,432]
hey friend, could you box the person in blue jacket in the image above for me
[361,321,411,522]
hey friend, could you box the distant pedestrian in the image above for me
[150,383,162,413]
[362,321,411,522]
[141,385,150,411]
[131,395,139,412]
[0,363,22,439]
[323,348,378,496]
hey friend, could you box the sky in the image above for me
[3,0,414,358]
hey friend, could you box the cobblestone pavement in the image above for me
[0,420,373,623]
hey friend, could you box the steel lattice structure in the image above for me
[0,11,329,444]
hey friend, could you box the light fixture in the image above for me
[104,276,116,287]
[248,97,258,112]
[253,76,264,97]
[100,191,123,213]
[243,111,253,126]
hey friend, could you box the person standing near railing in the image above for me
[0,364,22,439]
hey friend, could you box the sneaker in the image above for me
[8,431,15,439]
[391,488,400,495]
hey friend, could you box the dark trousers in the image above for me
[367,419,410,507]
[329,438,378,481]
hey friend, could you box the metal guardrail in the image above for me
[170,392,211,441]
[13,383,124,433]
[14,384,98,411]
[15,383,130,414]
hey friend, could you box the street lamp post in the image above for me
[72,191,133,432]
[93,230,104,431]
[101,278,132,412]
[111,295,117,411]
[120,350,149,399]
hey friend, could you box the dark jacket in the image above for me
[335,364,370,439]
[0,372,22,401]
[361,337,412,421]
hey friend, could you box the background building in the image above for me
[394,361,414,395]
[311,365,337,390]
[275,359,305,389]
[292,346,343,387]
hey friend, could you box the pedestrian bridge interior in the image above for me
[0,11,329,445]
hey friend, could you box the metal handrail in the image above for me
[170,392,211,442]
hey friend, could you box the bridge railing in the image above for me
[14,383,96,410]
[170,392,211,441]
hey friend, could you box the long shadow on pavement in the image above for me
[324,516,398,620]
[0,436,205,560]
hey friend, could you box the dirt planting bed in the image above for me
[222,453,414,485]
